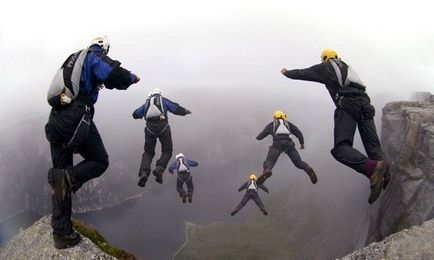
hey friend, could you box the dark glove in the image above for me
[185,109,191,115]
[130,73,140,84]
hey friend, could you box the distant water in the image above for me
[76,181,246,260]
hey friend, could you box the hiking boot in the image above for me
[306,168,318,184]
[256,170,272,185]
[53,231,81,249]
[138,175,148,187]
[182,195,187,203]
[368,161,388,204]
[260,208,268,216]
[188,196,192,203]
[153,166,164,184]
[48,168,71,205]
[230,209,239,216]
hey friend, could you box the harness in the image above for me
[145,123,169,136]
[47,48,90,107]
[329,59,364,89]
[64,105,92,152]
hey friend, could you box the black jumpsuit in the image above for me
[283,59,385,177]
[234,180,268,212]
[45,48,137,236]
[257,120,313,175]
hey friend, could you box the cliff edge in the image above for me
[366,92,434,243]
[0,215,137,260]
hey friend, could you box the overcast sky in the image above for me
[1,0,433,122]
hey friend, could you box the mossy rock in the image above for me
[72,219,138,260]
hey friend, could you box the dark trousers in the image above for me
[330,105,384,176]
[236,191,265,211]
[176,172,194,198]
[139,123,173,177]
[48,121,109,236]
[263,139,311,173]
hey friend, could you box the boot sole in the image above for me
[368,162,388,204]
[138,176,148,187]
[308,172,318,184]
[54,235,81,249]
[256,171,272,185]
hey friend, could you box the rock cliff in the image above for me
[366,92,434,242]
[0,215,116,260]
[341,218,434,260]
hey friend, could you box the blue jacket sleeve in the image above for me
[90,53,114,82]
[90,51,137,90]
[187,160,199,167]
[132,105,145,119]
[168,161,177,174]
[163,98,189,116]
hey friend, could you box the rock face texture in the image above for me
[0,216,115,260]
[341,218,434,260]
[365,93,434,243]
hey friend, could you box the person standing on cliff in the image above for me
[45,36,140,249]
[280,48,389,204]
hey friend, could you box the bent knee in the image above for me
[95,156,109,177]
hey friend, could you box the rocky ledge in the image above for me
[341,218,434,260]
[0,215,135,260]
[366,92,434,243]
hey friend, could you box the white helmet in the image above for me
[176,153,185,160]
[148,88,162,98]
[90,36,110,54]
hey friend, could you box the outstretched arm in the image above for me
[187,160,199,167]
[132,105,145,119]
[163,98,191,116]
[168,161,177,174]
[281,63,326,84]
[238,182,248,192]
[90,52,140,90]
[256,123,273,140]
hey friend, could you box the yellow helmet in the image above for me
[321,48,338,62]
[249,174,257,181]
[273,110,286,120]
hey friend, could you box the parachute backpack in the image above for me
[329,59,365,91]
[177,156,189,173]
[273,119,291,136]
[47,48,90,108]
[247,179,258,191]
[145,94,166,120]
